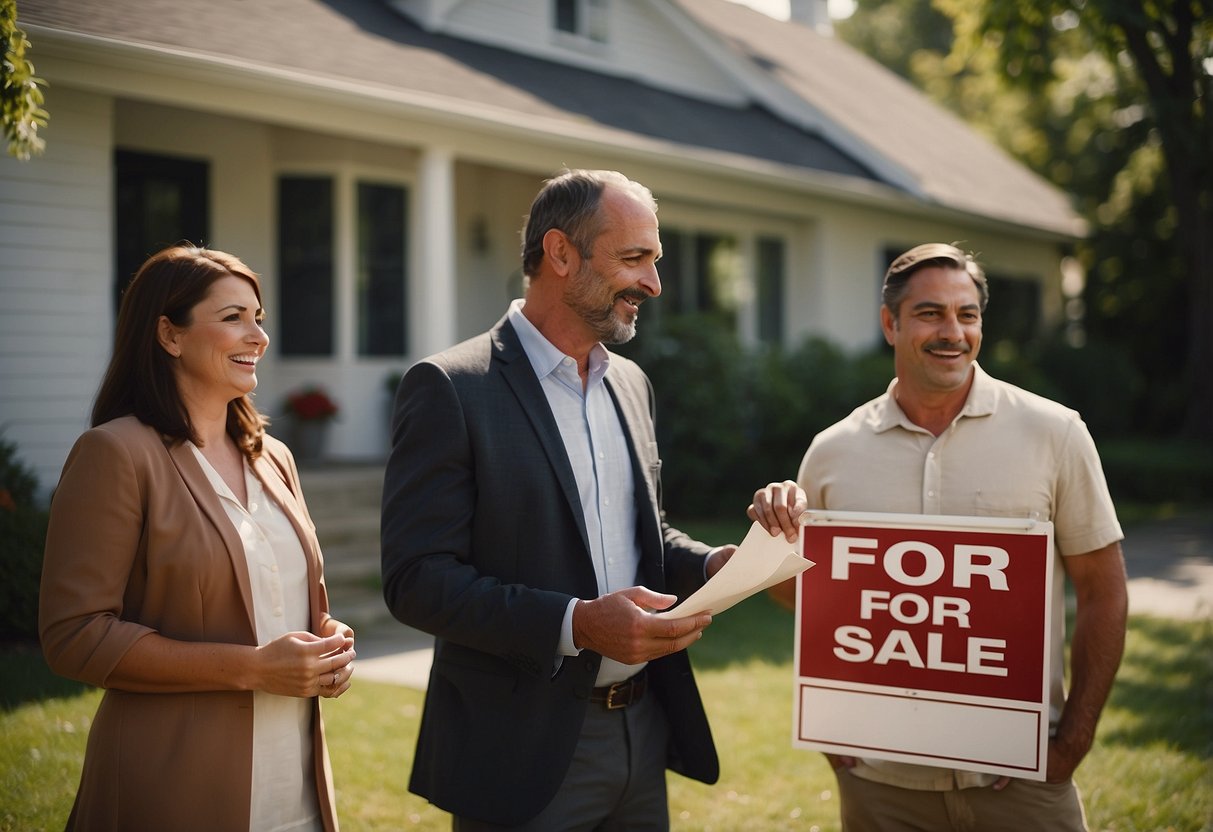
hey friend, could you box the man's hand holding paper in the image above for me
[655,521,814,620]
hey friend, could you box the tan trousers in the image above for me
[835,766,1089,832]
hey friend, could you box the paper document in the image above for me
[655,522,813,619]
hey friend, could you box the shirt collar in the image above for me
[187,441,257,508]
[507,298,611,388]
[876,362,995,433]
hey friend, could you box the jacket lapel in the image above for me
[167,440,258,638]
[492,317,593,557]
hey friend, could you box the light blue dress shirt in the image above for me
[507,299,645,685]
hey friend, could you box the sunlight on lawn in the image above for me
[2,607,1209,831]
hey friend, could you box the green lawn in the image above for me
[4,599,1210,831]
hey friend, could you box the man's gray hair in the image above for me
[520,169,656,278]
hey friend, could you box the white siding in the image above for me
[0,87,113,497]
[454,162,540,338]
[439,0,747,103]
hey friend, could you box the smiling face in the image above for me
[881,264,983,399]
[562,185,663,345]
[158,274,269,416]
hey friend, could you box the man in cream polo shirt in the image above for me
[750,243,1128,831]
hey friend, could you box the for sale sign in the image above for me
[793,510,1054,781]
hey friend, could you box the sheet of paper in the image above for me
[655,521,813,619]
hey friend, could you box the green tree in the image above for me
[834,0,954,81]
[1,0,48,160]
[837,0,1212,438]
[956,0,1213,438]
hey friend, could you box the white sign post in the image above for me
[793,510,1054,781]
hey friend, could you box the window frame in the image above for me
[657,206,795,348]
[274,164,414,366]
[552,0,611,47]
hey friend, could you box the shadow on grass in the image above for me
[1099,614,1213,757]
[689,597,1213,766]
[0,640,90,711]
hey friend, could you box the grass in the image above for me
[4,604,1209,831]
[4,518,1211,831]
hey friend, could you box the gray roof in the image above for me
[677,0,1081,235]
[18,0,1080,235]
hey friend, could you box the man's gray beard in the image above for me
[597,313,636,345]
[566,268,639,345]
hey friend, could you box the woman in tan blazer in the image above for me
[39,246,356,831]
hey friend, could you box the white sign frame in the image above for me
[792,510,1055,781]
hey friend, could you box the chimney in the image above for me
[788,0,832,33]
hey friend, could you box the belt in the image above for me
[589,671,647,710]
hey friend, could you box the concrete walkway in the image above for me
[333,514,1213,691]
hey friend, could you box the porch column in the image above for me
[415,146,458,356]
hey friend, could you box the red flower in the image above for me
[286,387,339,421]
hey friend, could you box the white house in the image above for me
[2,0,1082,492]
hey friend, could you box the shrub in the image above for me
[989,335,1143,439]
[1098,438,1213,505]
[0,435,48,641]
[621,321,893,519]
[623,321,1198,521]
[620,314,756,517]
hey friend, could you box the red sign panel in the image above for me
[799,522,1050,701]
[793,512,1055,779]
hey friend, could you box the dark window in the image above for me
[694,232,739,326]
[984,274,1041,344]
[356,182,408,356]
[657,228,685,322]
[113,150,209,314]
[553,0,608,42]
[554,0,577,33]
[653,227,744,327]
[278,177,334,356]
[756,236,785,344]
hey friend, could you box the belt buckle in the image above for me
[604,679,629,710]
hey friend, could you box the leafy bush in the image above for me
[1098,438,1213,505]
[0,435,48,641]
[621,319,891,518]
[620,314,756,517]
[622,320,1196,520]
[984,335,1143,439]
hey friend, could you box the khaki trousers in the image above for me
[836,766,1089,832]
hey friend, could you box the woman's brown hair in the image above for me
[92,245,268,460]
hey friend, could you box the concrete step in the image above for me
[310,507,381,549]
[296,463,384,587]
[320,542,381,583]
[297,463,385,515]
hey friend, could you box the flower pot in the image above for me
[292,420,330,463]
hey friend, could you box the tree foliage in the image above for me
[1,0,48,160]
[838,0,1213,437]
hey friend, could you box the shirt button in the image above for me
[928,490,936,497]
[273,607,283,616]
[603,498,611,506]
[271,564,279,573]
[563,357,574,366]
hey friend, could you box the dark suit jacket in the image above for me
[381,314,719,825]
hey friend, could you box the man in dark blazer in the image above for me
[381,169,735,829]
